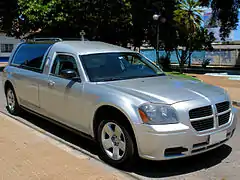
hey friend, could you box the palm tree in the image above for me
[174,0,203,68]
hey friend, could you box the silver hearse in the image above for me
[2,38,237,168]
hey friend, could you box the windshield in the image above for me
[80,52,165,82]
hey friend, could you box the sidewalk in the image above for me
[188,74,240,102]
[0,62,7,67]
[0,113,126,180]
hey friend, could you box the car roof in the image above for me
[53,41,135,55]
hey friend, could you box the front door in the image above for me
[39,53,86,131]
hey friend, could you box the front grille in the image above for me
[189,105,212,119]
[218,111,231,126]
[216,101,230,113]
[191,118,214,131]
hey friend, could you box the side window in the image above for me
[51,54,80,78]
[127,55,145,65]
[11,43,52,71]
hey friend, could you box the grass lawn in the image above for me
[166,71,200,81]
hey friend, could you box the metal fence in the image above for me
[140,49,240,66]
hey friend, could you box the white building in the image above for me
[0,32,21,62]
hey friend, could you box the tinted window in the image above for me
[51,54,79,77]
[12,43,52,71]
[81,53,164,82]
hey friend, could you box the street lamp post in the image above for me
[153,14,161,64]
[153,14,166,66]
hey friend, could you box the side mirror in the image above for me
[60,69,78,79]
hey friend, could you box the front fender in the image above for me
[89,94,143,137]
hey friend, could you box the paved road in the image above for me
[0,74,240,180]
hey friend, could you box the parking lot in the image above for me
[0,73,240,180]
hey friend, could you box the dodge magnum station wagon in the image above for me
[2,38,238,168]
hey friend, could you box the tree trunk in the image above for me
[179,61,185,74]
[156,50,160,65]
[188,51,192,68]
[188,34,192,68]
[179,50,188,74]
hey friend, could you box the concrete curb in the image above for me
[233,101,240,107]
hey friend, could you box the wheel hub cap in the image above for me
[7,90,15,111]
[111,135,120,146]
[101,122,126,161]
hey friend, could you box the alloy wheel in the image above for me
[7,89,16,112]
[101,122,126,161]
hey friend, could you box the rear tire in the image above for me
[97,119,135,169]
[6,86,21,115]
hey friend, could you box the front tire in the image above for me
[97,119,135,169]
[6,86,21,115]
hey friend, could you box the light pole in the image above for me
[153,13,166,65]
[80,30,86,41]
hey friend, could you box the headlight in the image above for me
[138,104,179,125]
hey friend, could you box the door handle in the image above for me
[48,80,55,87]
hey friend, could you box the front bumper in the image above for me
[134,108,238,161]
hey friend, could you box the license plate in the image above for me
[209,131,227,145]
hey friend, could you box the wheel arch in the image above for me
[92,104,139,154]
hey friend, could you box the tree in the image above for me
[1,0,239,43]
[130,0,149,50]
[199,0,240,40]
[191,27,215,51]
[6,0,132,45]
[174,27,215,73]
[146,0,177,61]
[0,0,19,35]
[174,0,203,67]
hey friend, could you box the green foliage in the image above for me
[0,0,19,36]
[191,28,215,51]
[0,0,239,48]
[157,55,171,71]
[166,71,200,81]
[9,0,132,44]
[199,0,240,40]
[174,0,203,33]
[174,27,215,72]
[172,0,215,72]
[202,58,211,68]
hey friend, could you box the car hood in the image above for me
[101,76,225,104]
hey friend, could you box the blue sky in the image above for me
[234,13,240,40]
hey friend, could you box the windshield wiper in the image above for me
[96,73,165,82]
[144,73,166,78]
[123,73,166,80]
[96,77,126,82]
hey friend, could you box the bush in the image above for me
[202,58,211,68]
[157,56,171,71]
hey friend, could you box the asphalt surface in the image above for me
[0,74,240,180]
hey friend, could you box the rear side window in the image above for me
[11,43,52,72]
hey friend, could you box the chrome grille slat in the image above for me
[189,101,231,132]
[191,118,214,131]
[189,105,212,119]
[216,101,230,113]
[218,112,231,126]
[190,115,214,122]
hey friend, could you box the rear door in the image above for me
[9,43,52,109]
